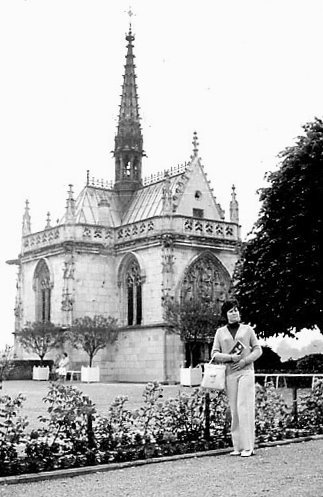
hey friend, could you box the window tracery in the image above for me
[34,260,52,322]
[125,258,142,326]
[181,254,229,314]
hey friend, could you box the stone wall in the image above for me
[82,325,183,384]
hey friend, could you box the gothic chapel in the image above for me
[10,26,241,383]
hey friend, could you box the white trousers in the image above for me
[226,370,255,452]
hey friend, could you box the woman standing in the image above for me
[211,298,262,457]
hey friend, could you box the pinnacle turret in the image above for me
[230,185,239,223]
[22,200,31,236]
[45,212,51,229]
[65,185,76,224]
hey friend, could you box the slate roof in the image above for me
[122,173,184,224]
[60,186,121,227]
[59,169,188,227]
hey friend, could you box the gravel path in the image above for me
[0,439,322,497]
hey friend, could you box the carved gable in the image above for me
[174,161,224,220]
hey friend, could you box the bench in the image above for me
[65,370,81,381]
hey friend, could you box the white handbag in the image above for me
[201,361,226,390]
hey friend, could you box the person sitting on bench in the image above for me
[55,352,70,381]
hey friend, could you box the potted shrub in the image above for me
[0,345,15,389]
[17,321,65,380]
[68,315,118,382]
[163,297,221,386]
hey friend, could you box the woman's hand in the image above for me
[231,353,241,363]
[231,358,246,371]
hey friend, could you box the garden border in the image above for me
[1,434,323,486]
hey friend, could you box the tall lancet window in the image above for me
[126,259,142,326]
[34,260,52,322]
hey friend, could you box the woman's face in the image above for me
[227,306,240,324]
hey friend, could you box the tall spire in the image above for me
[114,24,144,211]
[118,25,140,124]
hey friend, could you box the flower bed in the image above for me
[0,380,322,477]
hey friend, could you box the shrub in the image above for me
[162,388,205,443]
[297,379,323,433]
[209,390,230,443]
[0,393,28,476]
[255,382,290,442]
[24,382,97,472]
[95,395,136,463]
[0,380,322,476]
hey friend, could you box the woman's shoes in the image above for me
[240,449,254,457]
[229,450,240,456]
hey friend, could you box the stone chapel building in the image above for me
[9,26,241,383]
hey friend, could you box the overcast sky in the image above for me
[1,0,323,349]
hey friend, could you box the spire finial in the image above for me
[125,6,135,34]
[126,6,134,21]
[192,131,199,157]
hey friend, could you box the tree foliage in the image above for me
[233,118,323,337]
[0,345,15,382]
[68,315,119,367]
[296,353,323,374]
[163,298,221,367]
[17,322,65,364]
[254,345,282,373]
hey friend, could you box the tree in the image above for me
[17,321,65,365]
[296,353,323,374]
[254,345,282,373]
[233,118,323,338]
[0,345,15,386]
[163,298,221,367]
[68,315,119,367]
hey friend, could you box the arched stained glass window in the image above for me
[181,253,230,314]
[34,260,52,322]
[126,258,142,326]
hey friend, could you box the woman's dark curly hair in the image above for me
[221,298,240,321]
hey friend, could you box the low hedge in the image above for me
[0,380,322,477]
[6,360,54,381]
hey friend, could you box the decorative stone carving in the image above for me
[62,253,75,325]
[181,253,229,313]
[161,234,175,299]
[126,260,141,287]
[162,172,173,215]
[61,289,74,312]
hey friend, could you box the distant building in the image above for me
[8,26,241,383]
